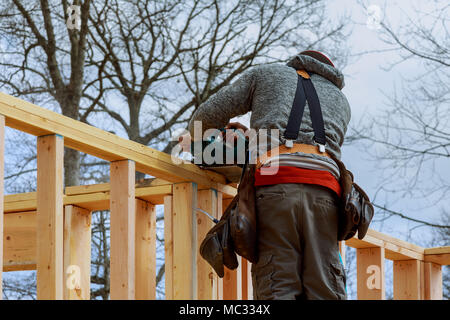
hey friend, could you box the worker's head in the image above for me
[299,50,334,67]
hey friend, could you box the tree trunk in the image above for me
[61,94,82,187]
[64,147,80,187]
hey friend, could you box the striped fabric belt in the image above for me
[260,153,340,180]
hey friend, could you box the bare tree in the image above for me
[85,0,350,154]
[82,0,351,297]
[1,0,352,299]
[349,1,450,229]
[0,0,95,187]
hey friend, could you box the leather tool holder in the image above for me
[330,153,374,241]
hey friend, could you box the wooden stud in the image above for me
[223,266,238,300]
[357,247,385,300]
[197,189,218,300]
[0,115,4,299]
[63,205,91,300]
[423,262,442,300]
[236,256,242,300]
[241,259,248,300]
[164,195,174,300]
[240,258,254,300]
[172,182,198,299]
[222,257,242,300]
[393,259,421,300]
[135,199,156,300]
[110,160,136,300]
[216,192,223,300]
[221,197,240,300]
[36,134,64,300]
[247,260,253,300]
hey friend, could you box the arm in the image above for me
[188,68,257,136]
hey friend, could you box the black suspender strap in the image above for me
[283,70,327,152]
[284,75,307,142]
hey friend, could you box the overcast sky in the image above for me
[331,0,448,245]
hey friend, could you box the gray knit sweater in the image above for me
[188,54,351,165]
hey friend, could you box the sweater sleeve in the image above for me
[188,68,257,136]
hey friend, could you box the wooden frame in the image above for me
[135,199,156,300]
[109,160,136,300]
[393,259,422,300]
[0,92,235,195]
[36,134,64,300]
[171,182,198,299]
[0,92,448,301]
[63,205,91,300]
[423,262,442,300]
[164,195,174,300]
[197,189,219,300]
[357,247,385,300]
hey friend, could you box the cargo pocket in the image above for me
[251,254,274,300]
[330,262,347,300]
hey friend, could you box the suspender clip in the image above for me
[316,142,326,153]
[285,139,294,148]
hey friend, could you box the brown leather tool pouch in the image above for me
[229,163,258,263]
[199,198,239,278]
[331,154,374,241]
[200,155,258,278]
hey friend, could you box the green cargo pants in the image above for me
[252,183,347,300]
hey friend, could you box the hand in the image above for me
[225,122,248,132]
[223,122,249,142]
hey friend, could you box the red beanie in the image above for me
[300,50,334,67]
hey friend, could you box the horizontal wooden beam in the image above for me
[0,92,234,192]
[3,211,36,271]
[4,184,173,213]
[346,229,425,261]
[424,247,450,266]
[65,178,236,198]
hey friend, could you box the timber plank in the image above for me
[110,160,136,300]
[393,260,421,300]
[63,205,91,300]
[197,189,218,300]
[164,195,174,300]
[36,134,64,300]
[172,182,197,299]
[357,247,385,300]
[135,199,156,300]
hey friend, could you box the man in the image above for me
[187,51,350,300]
